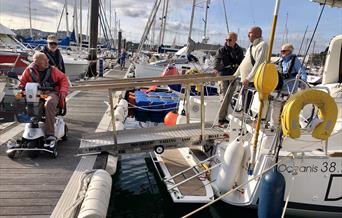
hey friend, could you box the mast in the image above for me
[158,0,166,46]
[73,0,79,45]
[222,0,229,33]
[79,0,82,48]
[29,0,33,38]
[86,0,90,42]
[202,0,210,43]
[56,4,65,34]
[309,40,316,71]
[281,12,288,46]
[161,0,169,46]
[188,0,196,41]
[114,11,117,48]
[137,0,162,53]
[89,0,99,63]
[151,17,156,49]
[109,0,112,37]
[65,0,70,37]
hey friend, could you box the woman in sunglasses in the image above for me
[277,43,307,93]
[41,34,65,74]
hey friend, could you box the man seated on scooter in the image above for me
[19,52,69,143]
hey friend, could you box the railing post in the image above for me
[108,88,118,149]
[185,84,191,124]
[200,82,205,140]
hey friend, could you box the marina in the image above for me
[1,0,342,217]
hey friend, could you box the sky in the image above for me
[0,0,341,53]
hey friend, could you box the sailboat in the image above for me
[0,23,30,76]
[151,0,342,217]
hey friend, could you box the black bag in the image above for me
[275,71,284,91]
[275,55,297,91]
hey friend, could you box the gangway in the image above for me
[71,73,234,155]
[79,123,226,155]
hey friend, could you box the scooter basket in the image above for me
[15,99,44,123]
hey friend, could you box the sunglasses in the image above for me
[225,39,233,42]
[48,42,58,46]
[280,50,289,53]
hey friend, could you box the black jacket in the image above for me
[214,43,244,76]
[42,46,65,73]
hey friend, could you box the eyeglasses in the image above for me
[225,39,233,42]
[48,42,57,46]
[280,50,289,53]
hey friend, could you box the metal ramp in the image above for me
[79,123,227,155]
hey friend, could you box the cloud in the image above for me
[0,0,62,19]
[0,0,339,51]
[119,8,149,18]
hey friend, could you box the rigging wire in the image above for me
[300,0,327,69]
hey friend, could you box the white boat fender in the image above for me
[118,99,128,116]
[114,106,125,122]
[176,109,187,124]
[115,121,124,131]
[176,114,187,124]
[78,169,112,218]
[216,138,245,194]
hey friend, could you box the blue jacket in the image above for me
[278,54,307,81]
[278,54,307,93]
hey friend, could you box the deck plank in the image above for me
[161,149,206,196]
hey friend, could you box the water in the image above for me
[107,153,258,218]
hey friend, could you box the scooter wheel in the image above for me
[62,124,68,141]
[7,151,16,159]
[52,147,58,158]
[154,145,164,154]
[27,141,38,159]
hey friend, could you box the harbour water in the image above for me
[107,153,259,218]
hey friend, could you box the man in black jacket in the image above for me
[213,32,244,124]
[41,35,65,74]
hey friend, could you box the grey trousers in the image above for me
[218,80,236,120]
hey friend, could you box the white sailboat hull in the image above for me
[63,56,88,81]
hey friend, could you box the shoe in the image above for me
[218,119,229,125]
[44,135,57,148]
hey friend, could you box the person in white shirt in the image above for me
[233,26,268,114]
[234,26,268,86]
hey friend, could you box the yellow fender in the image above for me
[253,63,278,101]
[281,89,338,140]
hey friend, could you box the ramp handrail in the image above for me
[164,154,218,182]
